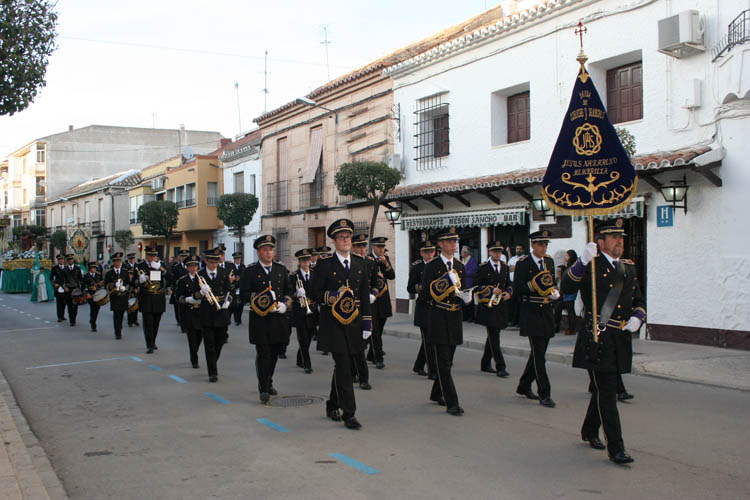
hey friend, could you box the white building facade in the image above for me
[214,131,263,265]
[387,0,750,348]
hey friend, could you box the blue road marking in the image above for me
[256,418,290,433]
[130,356,143,362]
[205,392,231,404]
[149,365,162,371]
[329,453,380,475]
[26,357,131,370]
[168,375,187,384]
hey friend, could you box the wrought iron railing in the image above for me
[712,10,750,61]
[266,180,289,213]
[299,172,326,209]
[91,220,104,236]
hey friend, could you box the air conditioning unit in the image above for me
[385,154,403,174]
[658,10,704,59]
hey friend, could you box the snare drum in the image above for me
[127,296,139,313]
[72,288,87,305]
[93,288,110,306]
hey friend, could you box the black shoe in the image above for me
[343,417,362,430]
[296,361,303,368]
[260,392,270,404]
[480,366,495,373]
[134,322,140,326]
[127,323,133,327]
[582,435,606,450]
[375,361,385,369]
[321,351,328,356]
[152,345,158,350]
[268,387,278,396]
[366,353,374,363]
[497,370,510,378]
[70,322,76,326]
[516,387,539,400]
[413,368,428,376]
[326,407,341,421]
[91,326,97,332]
[359,382,372,390]
[57,318,65,323]
[278,353,287,359]
[428,374,436,381]
[446,406,464,416]
[304,367,313,374]
[115,334,122,339]
[609,450,634,465]
[430,396,446,406]
[209,375,218,383]
[351,374,359,383]
[539,397,556,408]
[146,348,154,354]
[617,391,634,402]
[192,363,199,369]
[235,322,241,326]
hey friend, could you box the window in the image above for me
[12,214,21,227]
[233,172,244,193]
[276,137,288,181]
[130,197,138,224]
[84,201,90,223]
[273,230,289,266]
[185,183,196,207]
[72,204,78,224]
[199,240,209,256]
[34,209,45,227]
[23,189,27,205]
[207,182,218,206]
[175,186,185,208]
[248,174,256,196]
[61,206,65,225]
[50,208,54,226]
[98,199,103,221]
[414,93,449,170]
[35,177,45,197]
[606,62,642,124]
[507,91,530,143]
[156,192,164,201]
[166,189,175,202]
[36,147,45,163]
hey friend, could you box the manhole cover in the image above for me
[268,395,324,407]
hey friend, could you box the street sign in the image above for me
[657,205,674,227]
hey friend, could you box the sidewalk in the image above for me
[0,369,67,500]
[384,313,750,392]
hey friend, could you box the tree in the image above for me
[138,200,179,260]
[334,161,402,245]
[616,127,637,158]
[216,193,259,254]
[0,0,58,116]
[50,229,67,255]
[114,229,134,253]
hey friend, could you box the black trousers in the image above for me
[430,344,459,408]
[328,351,356,419]
[519,336,551,398]
[186,327,203,366]
[232,299,243,324]
[172,301,181,326]
[350,351,369,384]
[413,327,436,376]
[255,343,282,393]
[141,312,163,349]
[112,310,125,337]
[582,371,625,455]
[295,325,313,370]
[65,294,78,324]
[366,317,386,362]
[588,372,627,394]
[55,294,66,320]
[508,295,520,325]
[481,327,506,371]
[127,309,138,326]
[203,326,227,377]
[88,301,100,328]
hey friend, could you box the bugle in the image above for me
[296,276,313,315]
[197,274,221,310]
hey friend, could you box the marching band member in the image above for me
[136,244,168,353]
[50,254,67,323]
[241,236,292,403]
[123,253,140,327]
[228,251,245,326]
[82,261,104,332]
[62,253,83,326]
[290,248,317,374]
[366,236,394,369]
[349,234,374,390]
[408,240,437,379]
[104,252,131,340]
[175,255,203,369]
[197,249,233,382]
[310,219,373,430]
[170,250,188,330]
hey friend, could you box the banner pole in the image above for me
[588,216,599,343]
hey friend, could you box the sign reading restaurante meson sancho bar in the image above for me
[401,208,526,231]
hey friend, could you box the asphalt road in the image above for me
[1,292,748,500]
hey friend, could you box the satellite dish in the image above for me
[182,146,195,161]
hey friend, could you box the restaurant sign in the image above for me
[401,208,526,231]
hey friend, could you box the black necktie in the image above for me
[305,273,309,283]
[538,259,544,271]
[447,260,452,271]
[210,272,215,280]
[494,263,498,274]
[265,266,271,274]
[343,259,349,271]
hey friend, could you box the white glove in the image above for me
[150,261,160,270]
[222,298,231,310]
[369,293,376,304]
[550,289,560,300]
[200,284,211,296]
[447,270,458,285]
[296,287,306,298]
[624,316,643,333]
[270,290,277,301]
[457,289,473,304]
[139,274,148,284]
[581,242,598,265]
[363,330,372,340]
[275,302,287,314]
[119,286,127,292]
[185,296,198,305]
[58,286,64,293]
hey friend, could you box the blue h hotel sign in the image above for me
[657,205,674,227]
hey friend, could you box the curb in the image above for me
[383,328,749,392]
[0,369,68,500]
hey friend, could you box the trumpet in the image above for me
[487,282,504,308]
[448,269,462,292]
[197,274,221,310]
[296,276,313,315]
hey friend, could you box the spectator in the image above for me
[555,249,579,335]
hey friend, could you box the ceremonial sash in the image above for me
[529,270,556,297]
[251,285,278,317]
[332,286,359,325]
[474,285,494,304]
[374,275,388,299]
[429,272,456,302]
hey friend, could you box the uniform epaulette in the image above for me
[366,255,376,261]
[351,253,364,260]
[478,261,490,267]
[412,259,422,266]
[620,258,635,265]
[320,254,334,260]
[545,254,552,258]
[518,255,528,261]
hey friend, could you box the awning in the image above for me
[401,207,526,231]
[301,127,323,184]
[573,197,645,221]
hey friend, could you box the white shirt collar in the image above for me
[259,262,272,273]
[440,253,453,267]
[601,251,617,268]
[336,251,351,267]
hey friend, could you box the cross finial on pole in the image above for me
[575,20,589,75]
[575,21,587,51]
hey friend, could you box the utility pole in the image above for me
[321,26,331,81]
[263,49,269,113]
[234,82,242,136]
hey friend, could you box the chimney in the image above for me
[219,138,232,150]
[68,125,74,131]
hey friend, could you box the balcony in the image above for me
[129,211,138,225]
[91,220,104,237]
[266,180,289,213]
[299,172,326,210]
[176,199,196,209]
[207,197,218,207]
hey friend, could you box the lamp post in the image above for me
[532,197,553,218]
[659,175,689,214]
[384,206,402,226]
[295,97,338,124]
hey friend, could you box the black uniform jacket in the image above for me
[370,253,395,319]
[175,273,203,330]
[241,262,291,345]
[562,255,646,373]
[50,265,66,296]
[136,261,167,313]
[407,259,428,328]
[290,268,318,329]
[418,256,466,346]
[82,272,103,303]
[62,265,83,291]
[475,260,512,329]
[104,267,131,311]
[513,255,556,338]
[169,262,187,305]
[197,267,232,328]
[310,253,372,354]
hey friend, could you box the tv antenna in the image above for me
[263,49,269,112]
[321,26,331,81]
[234,82,242,135]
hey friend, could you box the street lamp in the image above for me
[532,197,553,218]
[384,206,402,226]
[659,175,689,214]
[295,97,338,124]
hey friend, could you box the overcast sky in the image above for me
[0,0,496,157]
